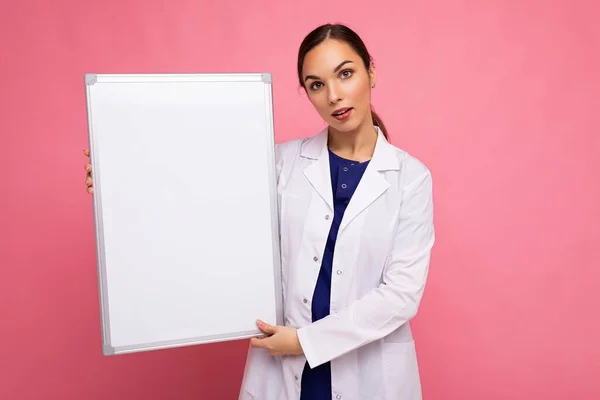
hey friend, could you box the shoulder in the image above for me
[274,137,308,184]
[388,143,433,191]
[275,137,307,163]
[275,137,307,154]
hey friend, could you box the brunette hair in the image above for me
[297,23,389,140]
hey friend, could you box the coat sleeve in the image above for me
[296,163,435,369]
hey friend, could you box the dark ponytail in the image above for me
[297,23,390,141]
[371,108,388,141]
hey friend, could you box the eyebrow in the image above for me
[304,60,354,82]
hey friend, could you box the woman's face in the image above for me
[302,39,376,133]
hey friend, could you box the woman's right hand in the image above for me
[83,148,94,195]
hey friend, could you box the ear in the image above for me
[369,59,377,88]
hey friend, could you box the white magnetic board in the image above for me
[84,73,283,355]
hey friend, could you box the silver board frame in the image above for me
[84,73,283,355]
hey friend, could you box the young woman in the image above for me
[84,23,435,400]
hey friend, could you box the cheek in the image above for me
[344,79,370,102]
[358,81,372,100]
[308,94,329,116]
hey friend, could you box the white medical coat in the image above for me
[239,126,435,400]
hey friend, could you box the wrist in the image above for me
[294,328,304,355]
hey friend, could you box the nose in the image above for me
[327,82,342,104]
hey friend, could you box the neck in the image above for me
[327,120,378,162]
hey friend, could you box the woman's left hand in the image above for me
[250,320,304,356]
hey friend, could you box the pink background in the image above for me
[1,0,599,399]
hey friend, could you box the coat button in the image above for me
[313,256,319,262]
[336,395,342,399]
[336,270,342,275]
[303,298,308,304]
[325,214,330,220]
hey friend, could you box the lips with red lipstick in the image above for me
[331,107,353,120]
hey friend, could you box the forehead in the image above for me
[302,39,360,75]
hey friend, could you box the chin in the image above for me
[327,118,362,133]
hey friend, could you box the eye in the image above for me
[340,69,353,79]
[309,81,323,90]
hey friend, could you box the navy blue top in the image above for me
[300,150,370,400]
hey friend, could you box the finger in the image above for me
[250,337,278,355]
[257,320,277,335]
[87,187,94,195]
[86,177,93,187]
[85,163,92,173]
[83,148,90,157]
[250,337,267,349]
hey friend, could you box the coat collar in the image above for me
[299,126,399,232]
[300,125,399,171]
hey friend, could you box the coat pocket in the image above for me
[381,341,422,400]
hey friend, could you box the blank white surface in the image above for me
[84,73,282,354]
